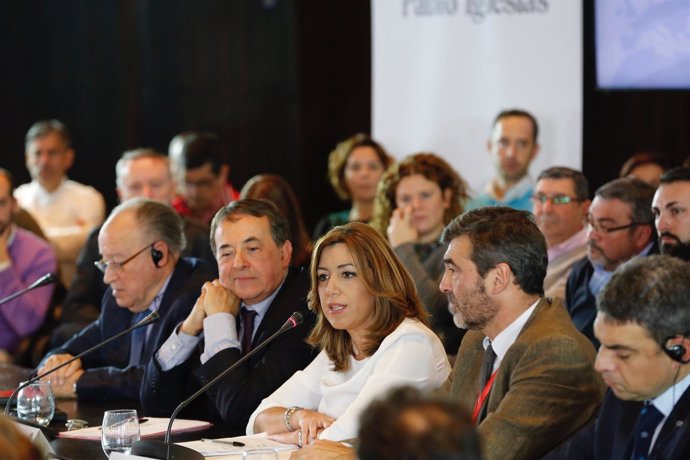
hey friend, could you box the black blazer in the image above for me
[44,257,214,400]
[140,266,317,435]
[565,256,598,347]
[543,388,690,459]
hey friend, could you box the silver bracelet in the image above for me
[284,406,302,432]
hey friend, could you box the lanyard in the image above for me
[472,369,498,423]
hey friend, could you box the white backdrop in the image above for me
[372,0,582,194]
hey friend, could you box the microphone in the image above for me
[132,311,305,460]
[4,310,160,419]
[0,273,57,306]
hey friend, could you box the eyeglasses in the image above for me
[531,194,580,205]
[586,217,647,234]
[94,244,152,274]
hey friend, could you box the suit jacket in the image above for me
[543,389,690,459]
[46,257,214,400]
[140,266,318,435]
[565,242,658,348]
[451,297,606,460]
[564,256,598,346]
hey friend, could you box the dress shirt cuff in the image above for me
[200,312,240,364]
[156,323,202,371]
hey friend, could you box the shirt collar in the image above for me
[241,274,287,324]
[651,371,690,418]
[6,224,17,247]
[485,175,533,202]
[483,298,540,368]
[34,176,67,197]
[148,272,173,313]
[548,227,587,262]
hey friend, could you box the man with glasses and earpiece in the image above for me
[565,177,657,347]
[37,199,214,400]
[532,167,591,301]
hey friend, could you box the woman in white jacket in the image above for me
[248,222,450,446]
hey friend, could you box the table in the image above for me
[2,364,226,460]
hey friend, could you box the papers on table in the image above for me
[57,416,212,440]
[180,433,297,457]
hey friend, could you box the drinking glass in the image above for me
[16,380,55,427]
[101,409,140,458]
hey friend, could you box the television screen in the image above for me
[596,0,690,89]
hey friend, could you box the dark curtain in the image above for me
[1,0,689,227]
[0,0,371,231]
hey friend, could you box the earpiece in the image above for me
[663,337,689,363]
[151,246,163,267]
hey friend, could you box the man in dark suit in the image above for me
[545,255,690,459]
[566,177,656,346]
[38,198,214,400]
[51,148,216,347]
[141,198,316,435]
[440,207,604,460]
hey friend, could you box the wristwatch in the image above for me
[284,406,302,432]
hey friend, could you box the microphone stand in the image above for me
[132,312,304,460]
[4,311,160,421]
[0,273,57,306]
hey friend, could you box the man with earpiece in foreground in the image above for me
[37,199,214,400]
[544,255,690,459]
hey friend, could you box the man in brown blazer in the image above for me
[440,207,605,460]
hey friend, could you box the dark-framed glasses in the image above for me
[531,194,579,205]
[586,217,646,234]
[94,244,153,274]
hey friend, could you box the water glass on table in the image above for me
[16,380,55,427]
[101,409,140,458]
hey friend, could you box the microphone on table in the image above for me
[4,310,160,424]
[132,311,305,460]
[0,273,57,306]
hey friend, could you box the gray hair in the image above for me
[109,198,186,254]
[209,198,290,257]
[25,119,71,149]
[115,148,170,189]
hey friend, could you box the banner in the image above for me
[372,0,582,194]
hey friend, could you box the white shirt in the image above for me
[156,278,284,370]
[483,299,540,372]
[15,178,105,286]
[246,318,451,441]
[649,371,690,451]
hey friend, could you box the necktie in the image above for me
[240,307,258,355]
[128,309,151,366]
[476,343,497,423]
[480,343,497,389]
[630,403,664,460]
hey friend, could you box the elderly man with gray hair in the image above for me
[38,198,214,400]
